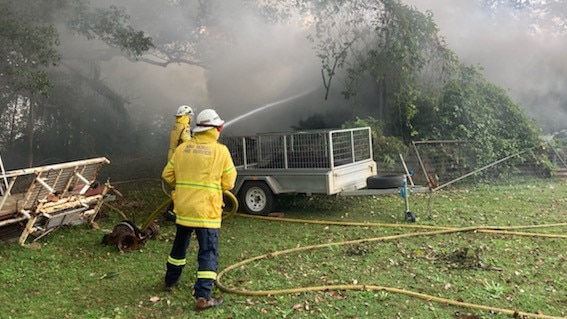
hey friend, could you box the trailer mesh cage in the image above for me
[221,127,373,170]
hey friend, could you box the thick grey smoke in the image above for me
[405,0,567,133]
[95,0,327,136]
[96,1,567,137]
[204,11,324,134]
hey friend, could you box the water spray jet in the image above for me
[223,88,318,129]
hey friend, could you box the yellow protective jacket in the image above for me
[167,116,191,161]
[162,129,237,228]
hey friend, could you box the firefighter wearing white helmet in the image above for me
[161,108,236,310]
[176,105,194,117]
[167,105,194,161]
[192,109,225,133]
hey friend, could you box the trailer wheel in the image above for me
[366,174,405,189]
[238,181,274,215]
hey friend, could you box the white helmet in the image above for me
[193,109,225,133]
[176,105,194,117]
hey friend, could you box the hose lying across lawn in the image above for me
[216,214,567,319]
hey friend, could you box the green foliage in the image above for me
[302,0,549,178]
[29,64,135,160]
[286,0,548,178]
[0,0,153,165]
[305,0,451,139]
[0,0,151,97]
[68,4,153,57]
[411,64,549,178]
[370,0,443,139]
[0,1,60,96]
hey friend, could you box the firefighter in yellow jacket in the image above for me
[164,105,195,221]
[161,108,237,311]
[167,105,194,161]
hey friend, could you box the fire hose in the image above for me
[99,178,564,317]
[216,215,567,319]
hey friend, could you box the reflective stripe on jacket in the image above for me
[162,129,237,228]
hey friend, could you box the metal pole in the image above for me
[367,127,373,162]
[546,141,567,169]
[399,154,414,186]
[242,137,248,169]
[0,153,8,196]
[350,130,355,164]
[283,135,288,169]
[411,141,430,187]
[328,131,334,168]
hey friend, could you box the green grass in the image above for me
[2,178,567,318]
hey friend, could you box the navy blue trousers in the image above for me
[165,225,219,299]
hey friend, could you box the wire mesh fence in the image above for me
[385,139,562,189]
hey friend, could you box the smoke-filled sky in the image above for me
[405,0,567,133]
[96,0,567,136]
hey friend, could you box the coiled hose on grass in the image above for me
[216,214,567,319]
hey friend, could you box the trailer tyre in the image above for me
[366,174,405,189]
[238,181,274,216]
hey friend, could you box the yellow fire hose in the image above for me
[104,190,238,229]
[221,191,239,219]
[216,214,567,319]
[102,186,564,318]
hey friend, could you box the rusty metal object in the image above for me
[102,220,159,252]
[102,198,168,252]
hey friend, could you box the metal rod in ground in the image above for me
[403,177,410,211]
[411,141,430,188]
[399,154,414,186]
[546,141,567,169]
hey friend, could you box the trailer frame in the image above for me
[222,127,429,217]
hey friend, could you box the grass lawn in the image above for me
[1,178,567,319]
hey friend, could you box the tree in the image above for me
[0,2,59,97]
[0,1,61,166]
[0,0,152,167]
[256,0,547,176]
[90,0,235,69]
[265,0,454,138]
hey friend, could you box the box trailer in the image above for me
[222,127,422,215]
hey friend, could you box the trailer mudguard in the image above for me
[234,176,288,195]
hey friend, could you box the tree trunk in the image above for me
[377,73,386,121]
